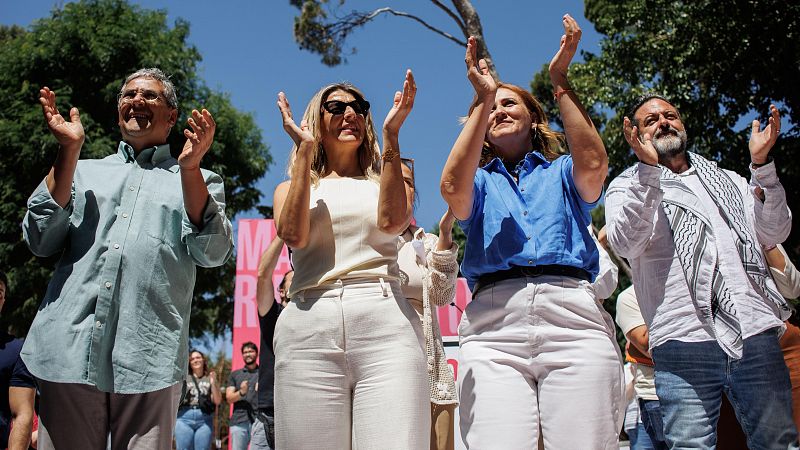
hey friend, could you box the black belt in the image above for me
[473,265,591,295]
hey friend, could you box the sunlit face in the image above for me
[320,89,366,154]
[634,99,687,158]
[189,351,205,371]
[486,87,535,156]
[117,77,177,150]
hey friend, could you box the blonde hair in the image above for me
[467,82,565,167]
[286,83,381,185]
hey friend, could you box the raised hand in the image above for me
[277,92,314,146]
[209,370,217,385]
[39,87,84,152]
[179,109,216,170]
[465,36,496,98]
[240,380,249,394]
[549,14,582,83]
[749,104,781,164]
[383,69,417,136]
[623,117,659,166]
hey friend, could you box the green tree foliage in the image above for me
[0,0,271,337]
[532,0,800,257]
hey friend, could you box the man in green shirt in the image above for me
[21,68,233,449]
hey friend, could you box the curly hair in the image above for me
[285,83,381,186]
[467,82,565,167]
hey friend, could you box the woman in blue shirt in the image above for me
[440,15,623,449]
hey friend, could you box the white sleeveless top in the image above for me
[288,177,400,297]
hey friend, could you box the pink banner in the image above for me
[232,219,291,371]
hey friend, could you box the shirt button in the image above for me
[113,243,120,249]
[122,213,128,218]
[521,187,525,191]
[528,259,533,264]
[129,186,135,191]
[105,281,112,289]
[526,236,531,240]
[95,321,102,328]
[523,211,528,216]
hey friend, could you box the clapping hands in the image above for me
[383,70,417,136]
[277,92,314,146]
[179,109,216,170]
[39,87,85,152]
[749,104,781,164]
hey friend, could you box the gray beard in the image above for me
[652,130,688,159]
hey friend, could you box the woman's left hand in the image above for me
[209,370,216,384]
[549,14,582,83]
[383,69,417,136]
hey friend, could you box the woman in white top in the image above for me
[272,71,428,450]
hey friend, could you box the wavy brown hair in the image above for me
[285,83,381,186]
[187,349,209,377]
[467,82,565,167]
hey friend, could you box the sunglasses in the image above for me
[322,99,370,116]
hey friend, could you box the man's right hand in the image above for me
[239,380,249,394]
[39,87,84,153]
[623,116,659,166]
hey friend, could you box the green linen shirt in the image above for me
[20,142,233,394]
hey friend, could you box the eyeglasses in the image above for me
[322,99,370,116]
[119,88,165,105]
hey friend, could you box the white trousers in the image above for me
[274,279,429,450]
[458,276,624,450]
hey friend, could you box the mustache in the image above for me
[653,126,680,139]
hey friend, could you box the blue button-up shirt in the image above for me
[21,142,233,393]
[459,152,600,290]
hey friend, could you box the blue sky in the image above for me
[1,0,603,230]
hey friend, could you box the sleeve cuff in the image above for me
[27,178,73,222]
[750,159,779,187]
[637,162,662,188]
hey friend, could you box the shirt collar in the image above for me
[116,141,172,166]
[482,150,549,173]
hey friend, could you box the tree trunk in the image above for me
[450,0,499,79]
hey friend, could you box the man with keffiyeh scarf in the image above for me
[605,93,798,449]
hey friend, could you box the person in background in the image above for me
[226,342,259,450]
[397,158,459,450]
[175,350,221,450]
[251,236,293,450]
[615,285,668,450]
[0,270,36,450]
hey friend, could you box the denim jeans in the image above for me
[229,423,251,450]
[174,407,213,450]
[630,421,657,450]
[652,328,799,449]
[637,399,668,450]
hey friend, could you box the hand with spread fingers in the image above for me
[749,104,781,164]
[464,36,496,99]
[383,69,417,136]
[549,14,582,83]
[179,109,216,170]
[39,86,85,152]
[623,116,659,166]
[277,91,314,146]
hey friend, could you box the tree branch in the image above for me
[429,0,466,36]
[366,7,466,46]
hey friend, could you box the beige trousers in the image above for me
[274,279,429,450]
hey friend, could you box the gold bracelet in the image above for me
[382,147,400,162]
